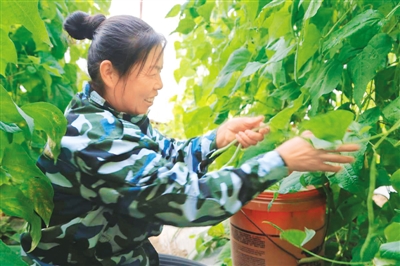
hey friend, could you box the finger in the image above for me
[236,132,256,148]
[245,129,265,142]
[317,163,343,173]
[320,153,355,164]
[301,130,314,138]
[243,116,264,127]
[258,126,270,135]
[330,144,360,152]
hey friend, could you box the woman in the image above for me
[21,11,358,266]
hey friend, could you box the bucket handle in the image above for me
[239,209,325,265]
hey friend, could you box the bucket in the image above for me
[230,188,326,266]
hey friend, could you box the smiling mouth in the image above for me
[145,98,154,104]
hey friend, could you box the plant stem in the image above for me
[360,119,400,258]
[222,143,242,168]
[265,221,372,265]
[322,5,355,39]
[385,2,400,20]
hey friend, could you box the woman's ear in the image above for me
[99,60,119,89]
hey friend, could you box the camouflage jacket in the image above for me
[21,85,288,265]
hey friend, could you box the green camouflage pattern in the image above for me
[21,84,288,265]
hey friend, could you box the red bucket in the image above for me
[230,188,326,266]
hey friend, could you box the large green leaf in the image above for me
[0,28,17,77]
[391,169,400,193]
[382,97,400,124]
[166,4,181,18]
[219,48,252,76]
[21,102,67,160]
[0,85,34,135]
[269,94,304,130]
[297,23,321,72]
[1,0,50,45]
[348,33,393,106]
[378,241,400,261]
[322,9,383,51]
[173,18,196,34]
[300,110,354,142]
[306,58,343,115]
[384,222,400,242]
[0,184,42,251]
[303,0,322,20]
[0,240,27,266]
[2,144,54,226]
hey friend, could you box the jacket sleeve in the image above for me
[72,120,288,227]
[149,126,218,175]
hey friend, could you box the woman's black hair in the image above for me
[63,11,166,95]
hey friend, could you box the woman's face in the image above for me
[109,45,164,115]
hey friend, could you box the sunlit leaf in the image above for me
[303,0,322,20]
[220,48,252,76]
[166,4,181,18]
[173,18,196,35]
[300,110,354,142]
[1,0,51,45]
[0,29,17,65]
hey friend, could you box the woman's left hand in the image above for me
[216,116,269,149]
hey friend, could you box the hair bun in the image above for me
[63,11,106,40]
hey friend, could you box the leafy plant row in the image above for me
[167,0,400,264]
[0,1,111,265]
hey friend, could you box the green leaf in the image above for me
[382,97,400,124]
[391,169,400,193]
[300,110,354,142]
[21,102,67,160]
[1,0,51,45]
[166,4,181,18]
[280,228,315,247]
[306,58,343,115]
[207,223,225,238]
[322,10,383,51]
[303,0,322,20]
[241,62,263,77]
[0,240,27,266]
[385,222,400,242]
[0,85,34,135]
[2,144,54,226]
[0,28,17,64]
[348,33,393,106]
[267,38,295,64]
[270,93,304,130]
[0,121,22,134]
[173,18,196,34]
[379,241,400,261]
[358,107,381,126]
[297,23,321,71]
[197,2,215,22]
[220,48,252,76]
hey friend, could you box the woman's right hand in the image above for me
[275,131,360,173]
